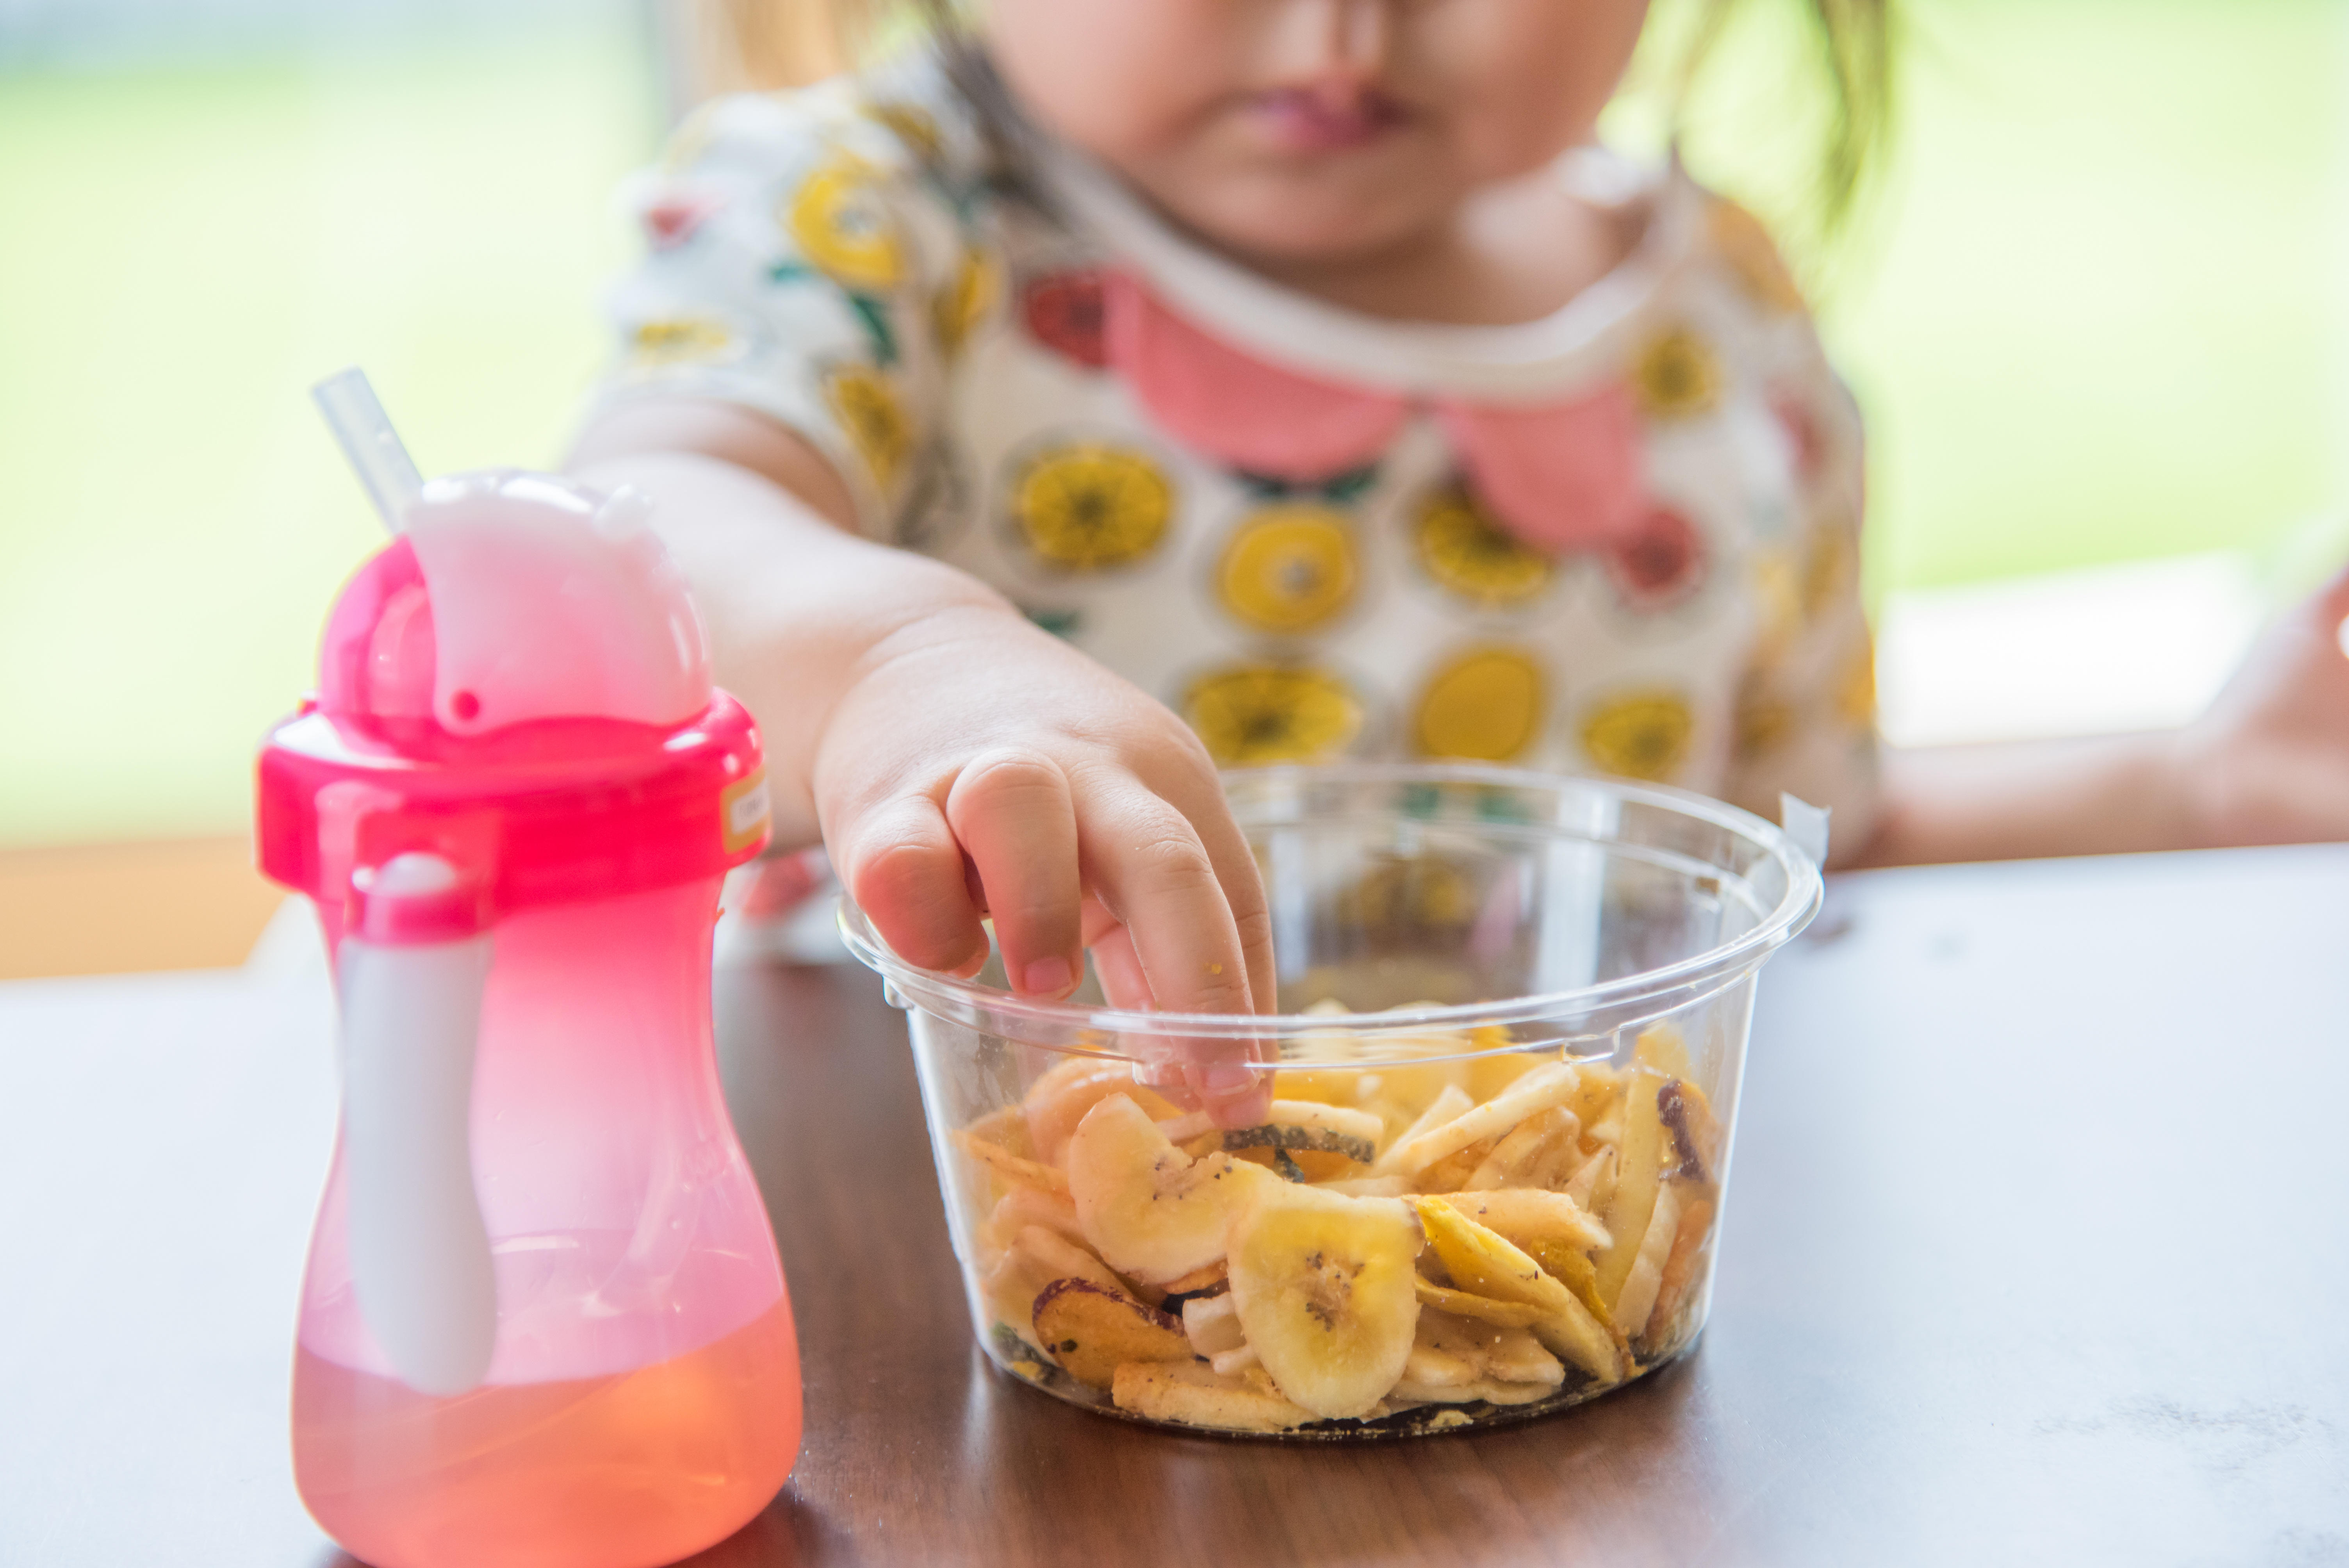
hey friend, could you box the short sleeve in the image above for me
[588,77,997,540]
[1704,201,1883,859]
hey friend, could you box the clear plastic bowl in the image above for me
[841,763,1821,1438]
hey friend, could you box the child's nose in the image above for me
[1263,0,1393,83]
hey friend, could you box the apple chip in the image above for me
[1033,1278,1194,1390]
[1381,1063,1579,1177]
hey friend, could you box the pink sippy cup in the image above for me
[257,372,800,1568]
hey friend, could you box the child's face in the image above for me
[984,0,1650,265]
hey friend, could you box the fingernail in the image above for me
[1200,1061,1255,1094]
[1020,955,1075,996]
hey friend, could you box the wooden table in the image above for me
[5,846,2347,1565]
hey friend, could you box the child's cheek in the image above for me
[982,0,1232,164]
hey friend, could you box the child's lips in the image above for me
[1245,85,1410,153]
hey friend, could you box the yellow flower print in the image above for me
[1413,648,1545,762]
[787,153,904,291]
[1183,664,1364,766]
[1580,689,1695,782]
[1707,197,1807,314]
[1751,546,1803,654]
[628,315,737,369]
[1341,853,1477,937]
[824,363,911,492]
[1216,506,1358,634]
[1734,667,1794,761]
[865,102,945,164]
[1010,444,1174,570]
[1413,485,1553,608]
[1836,632,1878,729]
[1634,326,1722,420]
[1801,516,1856,623]
[934,244,1002,361]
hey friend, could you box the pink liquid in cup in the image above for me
[260,457,800,1568]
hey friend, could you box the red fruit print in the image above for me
[1608,506,1707,611]
[1021,269,1109,369]
[642,189,722,249]
[1770,388,1825,485]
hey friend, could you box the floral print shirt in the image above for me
[594,55,1880,841]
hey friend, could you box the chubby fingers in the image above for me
[1084,897,1272,1127]
[1073,774,1256,1017]
[834,793,988,978]
[946,749,1083,998]
[1146,763,1278,1019]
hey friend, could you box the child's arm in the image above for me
[1855,565,2349,865]
[571,402,1276,1093]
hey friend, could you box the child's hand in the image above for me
[572,418,1278,1119]
[813,599,1277,1115]
[2174,562,2349,847]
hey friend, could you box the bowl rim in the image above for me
[836,761,1824,1044]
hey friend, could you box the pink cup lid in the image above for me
[256,472,772,930]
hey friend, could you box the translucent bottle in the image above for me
[257,424,800,1567]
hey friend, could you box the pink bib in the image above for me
[1103,268,1645,552]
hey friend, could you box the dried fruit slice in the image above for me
[1373,1083,1475,1174]
[1317,1175,1412,1199]
[982,1225,1123,1350]
[1413,1197,1570,1309]
[1112,1361,1318,1433]
[1219,1100,1384,1166]
[1389,1376,1557,1407]
[1032,1278,1193,1390]
[980,1185,1083,1251]
[1657,1078,1724,1182]
[1465,1048,1548,1105]
[1413,1198,1620,1383]
[1634,1025,1693,1080]
[1181,1292,1245,1357]
[1022,1058,1175,1167]
[1562,1144,1617,1214]
[1382,1062,1579,1176]
[1593,1069,1668,1312]
[1404,1308,1565,1390]
[962,1104,1037,1158]
[1567,1062,1627,1133]
[952,1128,1070,1196]
[1067,1093,1274,1284]
[1413,1278,1547,1329]
[1463,1105,1580,1190]
[1611,1180,1685,1340]
[1158,1259,1228,1297]
[1412,1140,1496,1194]
[1428,1188,1611,1254]
[1228,1185,1422,1419]
[1649,1194,1718,1339]
[1522,1238,1616,1336]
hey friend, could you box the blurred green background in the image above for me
[0,0,2341,847]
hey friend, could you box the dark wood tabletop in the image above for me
[5,845,2347,1566]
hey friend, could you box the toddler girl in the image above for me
[570,0,2349,1075]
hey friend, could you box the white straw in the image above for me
[312,367,425,535]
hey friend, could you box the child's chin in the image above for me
[1170,178,1449,271]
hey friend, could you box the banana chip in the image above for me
[952,1129,1071,1196]
[1111,1361,1319,1433]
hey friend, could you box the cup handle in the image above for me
[337,852,498,1396]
